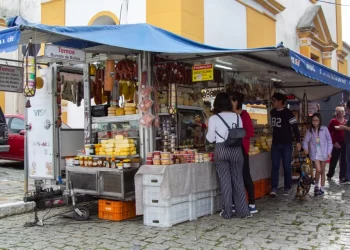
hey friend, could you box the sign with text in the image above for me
[0,65,23,93]
[0,29,20,53]
[44,45,85,62]
[192,64,213,82]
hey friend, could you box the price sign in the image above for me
[192,64,213,82]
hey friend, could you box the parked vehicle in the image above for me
[0,114,70,162]
[0,107,9,153]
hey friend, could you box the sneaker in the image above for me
[270,191,277,197]
[319,189,325,196]
[340,179,350,185]
[314,187,320,196]
[249,204,258,214]
[283,189,292,196]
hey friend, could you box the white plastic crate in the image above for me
[143,185,190,206]
[142,174,163,187]
[143,202,191,227]
[190,197,213,220]
[189,190,212,201]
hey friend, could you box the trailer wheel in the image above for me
[73,207,90,221]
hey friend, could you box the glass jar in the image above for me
[97,158,103,167]
[89,144,95,155]
[74,157,80,167]
[79,156,85,167]
[111,157,116,168]
[87,157,93,167]
[104,158,110,168]
[92,157,98,167]
[117,163,123,170]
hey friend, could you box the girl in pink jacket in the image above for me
[303,113,333,196]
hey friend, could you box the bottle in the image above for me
[89,144,95,155]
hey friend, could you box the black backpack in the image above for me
[215,113,246,147]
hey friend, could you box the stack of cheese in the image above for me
[96,135,136,157]
[249,145,260,156]
[108,107,117,116]
[115,135,137,156]
[124,103,137,115]
[255,136,273,151]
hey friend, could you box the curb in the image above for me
[0,201,35,219]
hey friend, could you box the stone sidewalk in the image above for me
[0,177,350,249]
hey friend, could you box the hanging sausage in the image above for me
[104,60,115,91]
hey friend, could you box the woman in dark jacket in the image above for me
[231,92,258,213]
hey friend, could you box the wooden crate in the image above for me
[98,199,136,221]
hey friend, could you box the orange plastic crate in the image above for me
[253,180,265,199]
[98,199,136,221]
[264,178,272,195]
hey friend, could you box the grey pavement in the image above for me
[1,163,350,249]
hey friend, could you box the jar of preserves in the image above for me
[79,156,85,167]
[104,158,110,168]
[111,157,116,168]
[74,157,80,167]
[97,158,103,167]
[123,159,131,169]
[92,157,98,167]
[117,163,123,170]
[87,157,93,167]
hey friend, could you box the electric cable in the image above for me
[317,0,350,6]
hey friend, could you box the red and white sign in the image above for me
[44,45,85,62]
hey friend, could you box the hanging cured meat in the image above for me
[104,60,115,91]
[94,69,103,105]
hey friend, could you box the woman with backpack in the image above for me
[206,92,251,219]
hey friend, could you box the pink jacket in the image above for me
[302,126,333,160]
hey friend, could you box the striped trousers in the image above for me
[215,143,250,218]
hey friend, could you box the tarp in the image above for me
[0,17,349,100]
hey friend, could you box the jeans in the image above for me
[271,144,293,191]
[346,144,350,180]
[327,142,347,180]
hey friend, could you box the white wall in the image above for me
[65,0,146,26]
[204,0,247,49]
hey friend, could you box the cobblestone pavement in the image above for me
[1,165,350,249]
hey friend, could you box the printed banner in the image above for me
[192,64,213,82]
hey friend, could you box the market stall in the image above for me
[1,18,350,227]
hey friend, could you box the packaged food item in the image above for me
[161,158,172,165]
[138,85,153,97]
[74,157,80,167]
[161,152,171,159]
[92,157,98,167]
[146,160,153,165]
[104,158,110,168]
[154,151,161,156]
[139,113,155,127]
[79,156,85,167]
[138,98,154,112]
[123,159,131,168]
[147,152,153,157]
[153,159,161,165]
[87,157,93,167]
[98,158,103,167]
[117,163,123,170]
[111,157,116,168]
[153,154,160,160]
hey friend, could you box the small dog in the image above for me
[295,166,314,200]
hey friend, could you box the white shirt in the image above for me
[206,112,243,143]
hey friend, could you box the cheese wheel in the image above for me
[105,148,113,153]
[101,140,108,144]
[124,107,136,111]
[125,103,136,107]
[108,139,115,144]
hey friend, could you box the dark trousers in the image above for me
[327,142,347,180]
[242,150,255,204]
[271,144,293,190]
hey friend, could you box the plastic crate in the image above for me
[189,190,212,201]
[143,202,191,227]
[190,197,213,220]
[143,185,189,206]
[264,178,272,195]
[253,180,265,199]
[143,174,163,187]
[98,199,136,221]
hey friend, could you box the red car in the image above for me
[0,114,25,161]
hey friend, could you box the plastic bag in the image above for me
[138,98,154,112]
[139,113,155,127]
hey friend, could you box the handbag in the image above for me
[215,113,246,147]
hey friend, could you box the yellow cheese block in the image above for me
[108,139,115,144]
[98,152,106,156]
[115,135,124,140]
[115,144,131,148]
[125,103,137,107]
[131,151,137,155]
[105,148,113,153]
[119,152,129,156]
[128,139,134,144]
[124,107,136,111]
[120,148,131,153]
[101,140,108,144]
[103,144,114,149]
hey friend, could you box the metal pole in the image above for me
[142,51,150,156]
[137,54,145,161]
[24,97,29,193]
[147,52,154,152]
[83,64,92,144]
